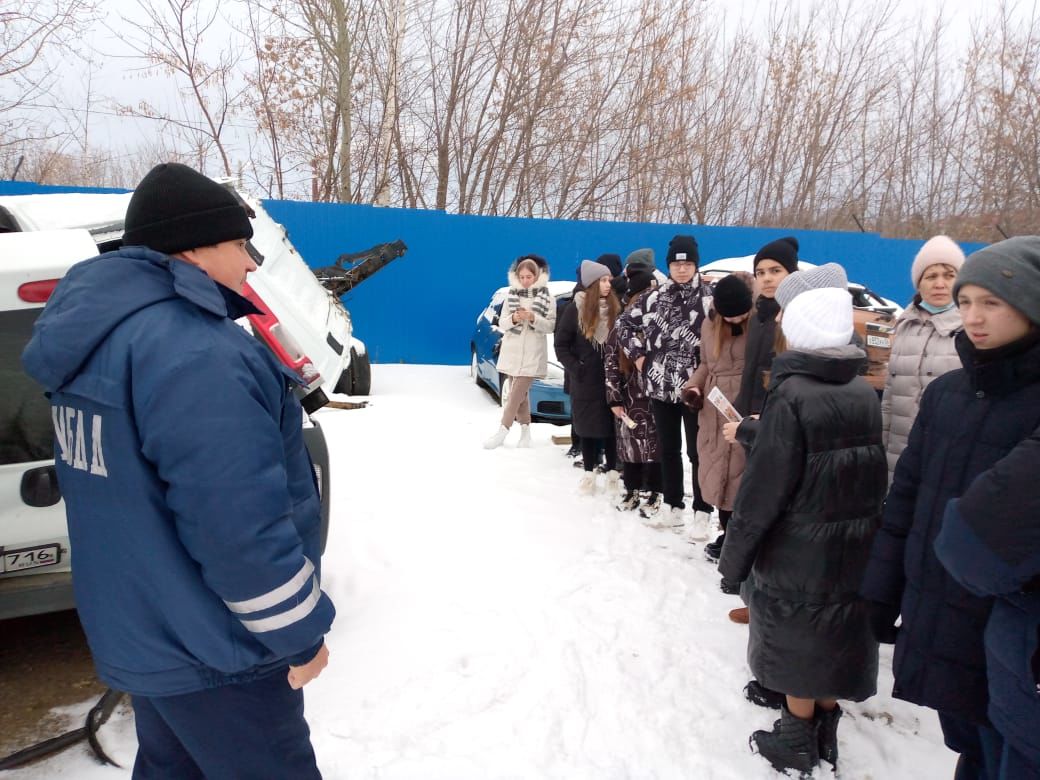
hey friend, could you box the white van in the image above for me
[0,186,356,404]
[0,188,338,620]
[0,231,101,619]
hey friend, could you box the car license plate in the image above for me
[2,544,61,573]
[866,335,891,348]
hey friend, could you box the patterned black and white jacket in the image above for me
[617,275,712,403]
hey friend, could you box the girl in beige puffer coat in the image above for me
[484,255,556,449]
[881,236,965,479]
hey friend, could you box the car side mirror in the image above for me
[21,465,62,508]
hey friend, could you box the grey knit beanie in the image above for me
[775,263,849,310]
[625,248,655,270]
[580,260,612,288]
[953,236,1040,327]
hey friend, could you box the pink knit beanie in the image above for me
[911,236,965,289]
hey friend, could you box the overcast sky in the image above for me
[27,0,1036,180]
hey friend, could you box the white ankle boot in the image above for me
[484,425,510,449]
[685,509,713,541]
[578,473,596,494]
[518,424,532,448]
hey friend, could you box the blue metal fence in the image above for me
[0,180,986,364]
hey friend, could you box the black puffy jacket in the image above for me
[719,346,886,701]
[861,331,1040,724]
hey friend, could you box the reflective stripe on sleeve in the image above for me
[238,578,321,634]
[224,558,315,615]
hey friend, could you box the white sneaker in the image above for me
[684,509,712,541]
[578,473,596,494]
[518,424,532,448]
[615,489,641,512]
[638,492,662,521]
[483,425,509,449]
[648,505,684,530]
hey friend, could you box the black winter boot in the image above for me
[744,679,786,710]
[816,703,842,767]
[751,705,820,776]
[704,533,725,561]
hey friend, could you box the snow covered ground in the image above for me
[10,365,956,779]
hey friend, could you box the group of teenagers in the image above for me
[486,231,1040,779]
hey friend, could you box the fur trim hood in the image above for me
[508,254,551,288]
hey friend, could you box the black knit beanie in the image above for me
[123,163,253,255]
[754,236,800,274]
[626,266,654,299]
[953,236,1040,327]
[712,274,753,317]
[596,253,623,278]
[666,234,699,267]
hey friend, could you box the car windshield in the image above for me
[1,309,53,465]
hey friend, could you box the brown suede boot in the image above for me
[728,606,749,624]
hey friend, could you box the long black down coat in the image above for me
[861,331,1040,725]
[554,293,614,438]
[719,346,887,701]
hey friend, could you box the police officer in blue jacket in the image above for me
[22,163,336,779]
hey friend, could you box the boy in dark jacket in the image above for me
[22,163,335,778]
[861,236,1040,779]
[936,421,1040,778]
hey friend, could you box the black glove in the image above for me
[680,385,703,410]
[867,600,900,645]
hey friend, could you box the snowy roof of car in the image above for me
[700,255,819,274]
[492,280,575,298]
[0,192,132,233]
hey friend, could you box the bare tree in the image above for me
[0,0,95,176]
[115,0,244,176]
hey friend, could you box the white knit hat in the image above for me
[911,236,965,288]
[781,287,853,350]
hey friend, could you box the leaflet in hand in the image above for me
[707,386,742,424]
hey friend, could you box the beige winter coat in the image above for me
[881,302,962,479]
[687,313,748,511]
[496,270,556,378]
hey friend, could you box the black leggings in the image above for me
[650,398,712,511]
[582,436,616,473]
[622,461,662,493]
[718,509,732,531]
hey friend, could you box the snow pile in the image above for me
[9,365,955,779]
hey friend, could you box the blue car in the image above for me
[470,281,574,423]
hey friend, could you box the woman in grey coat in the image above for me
[881,236,964,478]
